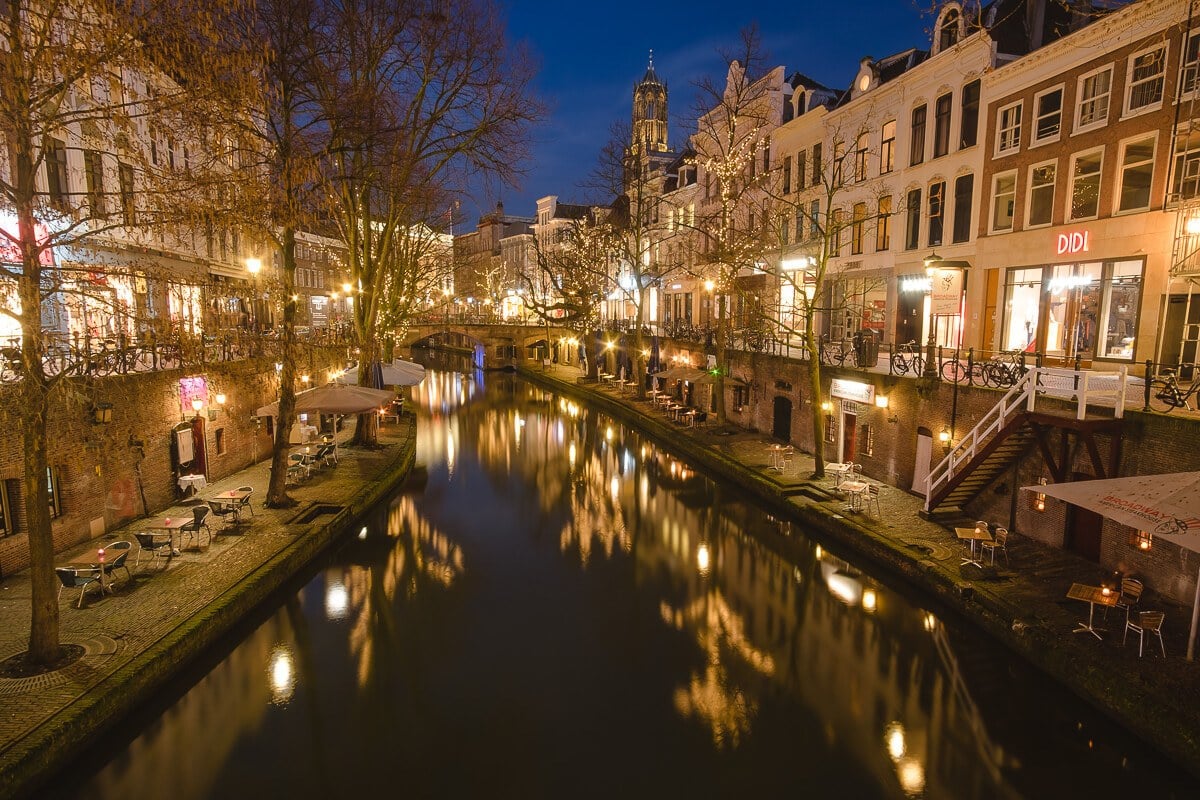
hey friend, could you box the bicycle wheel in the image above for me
[941,359,967,383]
[983,362,1008,388]
[890,352,909,375]
[1148,380,1179,413]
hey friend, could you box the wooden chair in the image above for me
[980,527,1009,565]
[1124,610,1166,657]
[56,567,102,608]
[1113,577,1144,623]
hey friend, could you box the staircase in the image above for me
[924,367,1129,515]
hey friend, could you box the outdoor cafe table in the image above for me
[210,489,251,523]
[841,480,869,511]
[954,526,994,569]
[766,444,786,472]
[825,463,854,488]
[65,552,112,595]
[1066,582,1119,639]
[177,473,207,496]
[144,516,192,556]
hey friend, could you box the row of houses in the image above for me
[458,0,1200,379]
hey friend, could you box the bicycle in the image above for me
[1147,368,1200,413]
[940,353,986,385]
[889,340,924,376]
[983,350,1027,388]
[820,336,857,367]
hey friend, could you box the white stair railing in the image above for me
[924,370,1038,512]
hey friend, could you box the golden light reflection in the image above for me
[268,645,295,705]
[697,543,710,576]
[325,579,349,621]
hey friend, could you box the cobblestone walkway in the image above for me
[0,417,414,790]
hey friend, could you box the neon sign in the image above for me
[1056,231,1090,256]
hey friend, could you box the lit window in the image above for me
[1070,149,1104,220]
[851,202,867,255]
[991,171,1016,232]
[854,132,869,182]
[880,121,896,174]
[933,93,952,157]
[996,102,1022,154]
[876,195,892,251]
[927,181,945,247]
[1181,31,1200,99]
[1076,66,1112,130]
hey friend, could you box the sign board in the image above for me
[1056,230,1090,256]
[831,378,874,404]
[930,268,962,316]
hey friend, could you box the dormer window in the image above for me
[939,9,960,51]
[795,90,806,117]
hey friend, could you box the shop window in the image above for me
[910,105,926,166]
[991,171,1016,232]
[1125,45,1165,115]
[905,188,922,249]
[880,120,895,174]
[927,181,945,246]
[1069,149,1103,220]
[1001,267,1045,351]
[1097,260,1142,360]
[1032,86,1063,144]
[959,80,980,149]
[996,102,1022,155]
[1076,66,1112,130]
[933,93,952,158]
[951,174,973,243]
[47,466,62,519]
[876,195,892,251]
[1027,162,1057,228]
[1116,134,1156,213]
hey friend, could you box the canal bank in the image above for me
[0,416,418,800]
[517,363,1200,780]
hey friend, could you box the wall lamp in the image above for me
[91,402,113,425]
[938,428,952,452]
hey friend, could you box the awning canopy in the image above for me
[256,383,395,418]
[339,359,426,387]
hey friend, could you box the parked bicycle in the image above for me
[1147,368,1200,413]
[940,353,986,385]
[983,349,1027,388]
[820,336,857,367]
[889,340,924,376]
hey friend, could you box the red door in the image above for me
[841,412,857,462]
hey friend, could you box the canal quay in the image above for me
[0,417,417,799]
[518,362,1200,784]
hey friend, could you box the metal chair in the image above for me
[236,486,256,517]
[56,567,102,608]
[134,532,173,571]
[781,446,794,474]
[102,540,134,584]
[865,484,882,516]
[287,453,310,483]
[181,505,212,549]
[208,499,238,531]
[1124,610,1166,657]
[980,526,1009,565]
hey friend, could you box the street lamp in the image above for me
[922,252,941,378]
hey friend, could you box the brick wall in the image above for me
[0,354,341,575]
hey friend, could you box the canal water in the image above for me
[53,365,1198,799]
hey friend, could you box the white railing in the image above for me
[924,366,1133,511]
[1035,365,1128,419]
[925,371,1038,512]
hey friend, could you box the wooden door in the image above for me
[841,411,857,462]
[1066,472,1102,562]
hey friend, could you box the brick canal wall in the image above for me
[0,353,343,576]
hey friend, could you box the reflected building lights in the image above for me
[268,645,295,705]
[697,543,711,576]
[325,578,349,620]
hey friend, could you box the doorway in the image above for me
[1066,473,1102,561]
[841,410,857,462]
[912,427,933,493]
[772,397,792,442]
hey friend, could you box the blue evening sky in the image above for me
[473,0,936,224]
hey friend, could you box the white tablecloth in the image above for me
[178,474,207,493]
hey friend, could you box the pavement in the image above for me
[524,360,1200,778]
[0,416,417,798]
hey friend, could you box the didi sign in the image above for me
[1056,230,1090,256]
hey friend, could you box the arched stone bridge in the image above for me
[396,322,575,369]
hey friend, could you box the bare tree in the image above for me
[310,0,539,445]
[690,27,783,423]
[0,0,257,665]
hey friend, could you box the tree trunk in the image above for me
[266,228,300,507]
[714,292,729,423]
[806,322,826,478]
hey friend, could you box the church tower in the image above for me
[631,51,668,154]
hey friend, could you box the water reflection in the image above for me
[65,364,1198,800]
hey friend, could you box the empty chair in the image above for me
[1114,577,1144,622]
[134,532,173,571]
[208,499,238,531]
[313,443,336,468]
[865,484,883,516]
[287,453,310,482]
[181,505,212,549]
[102,540,134,584]
[1124,610,1166,657]
[980,527,1009,565]
[56,567,102,608]
[781,446,794,473]
[237,486,256,517]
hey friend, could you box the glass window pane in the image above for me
[1003,268,1043,351]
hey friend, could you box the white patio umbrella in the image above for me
[1021,471,1200,659]
[256,383,396,418]
[339,359,426,387]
